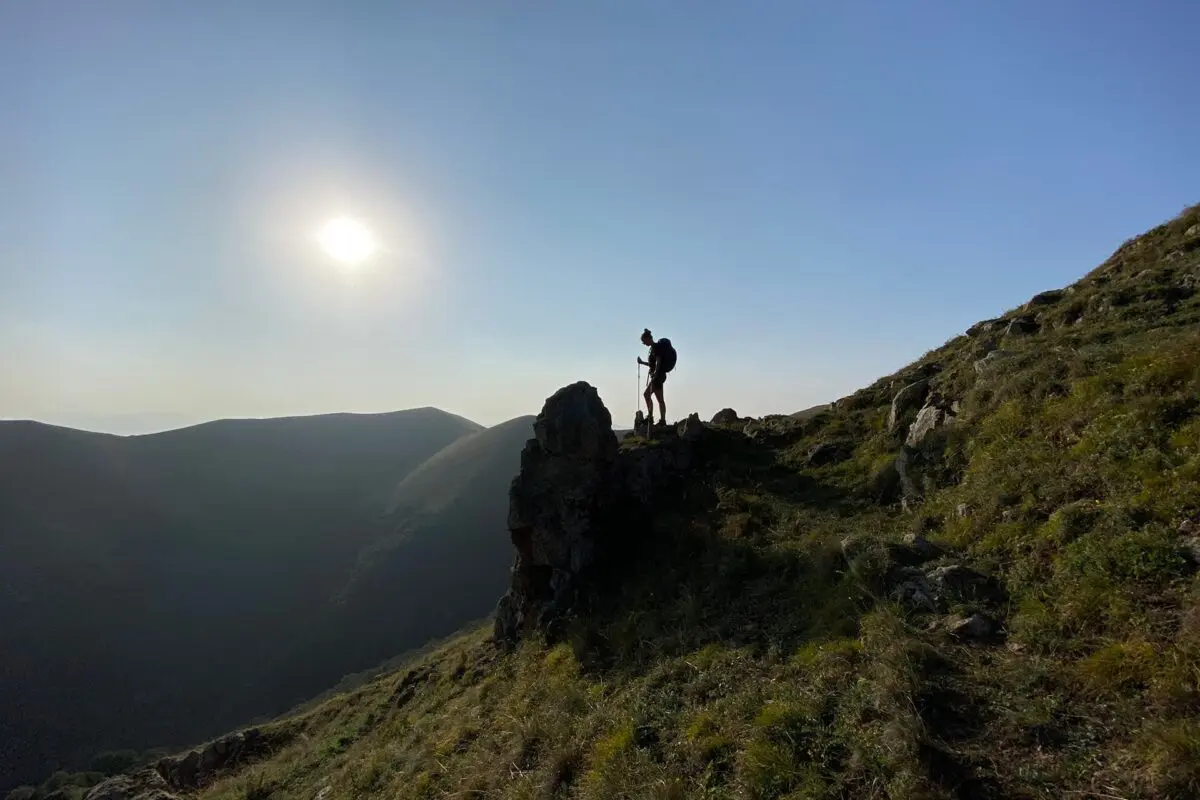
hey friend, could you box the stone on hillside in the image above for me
[84,770,175,800]
[905,402,954,448]
[948,613,998,641]
[806,440,851,467]
[743,415,803,442]
[711,407,740,425]
[902,532,943,561]
[678,412,706,441]
[955,503,971,519]
[966,319,1005,337]
[159,751,200,789]
[1185,223,1200,239]
[1026,289,1065,308]
[890,566,938,611]
[974,349,1013,375]
[928,564,1005,604]
[888,380,930,434]
[1005,316,1039,336]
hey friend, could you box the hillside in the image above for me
[74,203,1200,800]
[0,409,529,792]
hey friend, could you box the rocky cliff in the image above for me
[493,382,704,642]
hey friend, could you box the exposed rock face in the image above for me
[83,770,173,800]
[905,398,957,448]
[1005,316,1039,336]
[84,729,270,800]
[494,382,701,643]
[494,382,620,641]
[888,380,930,434]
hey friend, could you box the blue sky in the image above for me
[2,1,1197,434]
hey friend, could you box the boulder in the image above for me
[888,380,930,434]
[1005,316,1039,336]
[927,564,1006,604]
[742,415,805,443]
[905,403,952,448]
[711,408,741,426]
[901,532,944,562]
[966,318,1005,337]
[948,613,998,641]
[806,440,851,467]
[889,567,938,611]
[1025,289,1065,308]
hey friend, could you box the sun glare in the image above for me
[316,216,379,265]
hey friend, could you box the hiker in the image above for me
[637,328,676,427]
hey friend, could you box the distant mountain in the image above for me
[0,409,530,791]
[276,415,538,685]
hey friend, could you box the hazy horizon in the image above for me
[4,1,1199,436]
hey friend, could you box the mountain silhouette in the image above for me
[0,409,526,791]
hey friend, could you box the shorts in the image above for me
[649,371,668,390]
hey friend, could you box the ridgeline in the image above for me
[37,204,1200,799]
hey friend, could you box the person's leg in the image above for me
[652,375,666,423]
[643,384,655,420]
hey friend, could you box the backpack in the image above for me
[658,338,677,373]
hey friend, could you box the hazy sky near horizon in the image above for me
[2,1,1198,435]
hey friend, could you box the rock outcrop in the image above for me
[494,382,705,643]
[84,729,272,800]
[888,380,930,434]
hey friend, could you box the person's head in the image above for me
[640,328,654,346]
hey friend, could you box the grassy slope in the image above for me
[187,205,1200,799]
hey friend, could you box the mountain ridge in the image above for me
[115,202,1200,800]
[0,407,522,793]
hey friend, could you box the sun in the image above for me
[316,216,380,265]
